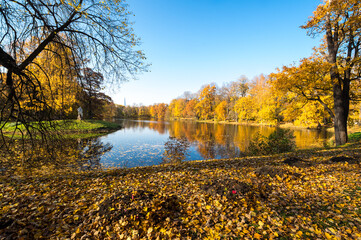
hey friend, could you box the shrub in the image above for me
[247,128,295,155]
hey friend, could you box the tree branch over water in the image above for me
[0,0,148,146]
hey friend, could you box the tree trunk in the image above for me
[333,83,348,145]
[324,10,349,146]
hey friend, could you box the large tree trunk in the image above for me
[333,83,348,145]
[325,11,350,146]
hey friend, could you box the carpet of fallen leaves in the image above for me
[1,145,361,239]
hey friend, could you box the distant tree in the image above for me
[155,103,168,119]
[183,99,198,118]
[214,101,227,121]
[138,105,150,118]
[219,76,249,121]
[78,68,104,119]
[234,96,256,121]
[124,106,139,118]
[220,76,249,101]
[150,103,168,119]
[180,91,196,101]
[169,98,186,118]
[195,84,216,120]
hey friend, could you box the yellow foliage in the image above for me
[195,84,216,120]
[214,101,227,121]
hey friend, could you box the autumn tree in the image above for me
[270,56,334,127]
[219,76,249,121]
[150,103,168,119]
[234,75,279,124]
[234,96,256,121]
[0,0,146,142]
[195,84,216,120]
[214,101,227,121]
[138,105,151,118]
[169,98,186,119]
[302,0,361,145]
[183,99,198,118]
[30,42,79,117]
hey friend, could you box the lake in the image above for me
[95,119,333,168]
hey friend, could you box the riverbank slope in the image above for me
[1,143,360,239]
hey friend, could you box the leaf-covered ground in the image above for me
[1,145,361,239]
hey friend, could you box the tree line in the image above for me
[115,71,360,128]
[118,0,361,146]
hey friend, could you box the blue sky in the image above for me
[107,0,323,106]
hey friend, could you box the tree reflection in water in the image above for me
[162,137,190,164]
[0,137,113,175]
[77,138,113,171]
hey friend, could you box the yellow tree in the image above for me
[195,84,216,120]
[31,43,79,117]
[214,101,227,121]
[302,0,361,145]
[150,103,168,119]
[219,76,249,121]
[270,56,334,127]
[150,105,157,118]
[0,0,147,141]
[183,99,198,118]
[169,98,186,118]
[234,96,256,121]
[247,74,279,124]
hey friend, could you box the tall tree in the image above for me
[79,68,104,119]
[0,0,147,141]
[214,100,227,121]
[219,76,249,121]
[302,0,361,145]
[31,42,79,117]
[195,84,216,120]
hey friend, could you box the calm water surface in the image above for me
[97,119,333,168]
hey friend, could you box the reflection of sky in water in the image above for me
[99,120,333,168]
[100,128,211,168]
[100,128,169,168]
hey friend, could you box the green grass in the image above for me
[2,120,121,135]
[349,132,361,142]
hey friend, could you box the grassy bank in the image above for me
[2,120,121,138]
[1,143,360,239]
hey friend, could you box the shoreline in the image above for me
[167,117,361,134]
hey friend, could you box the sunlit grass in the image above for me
[349,132,361,142]
[2,120,121,134]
